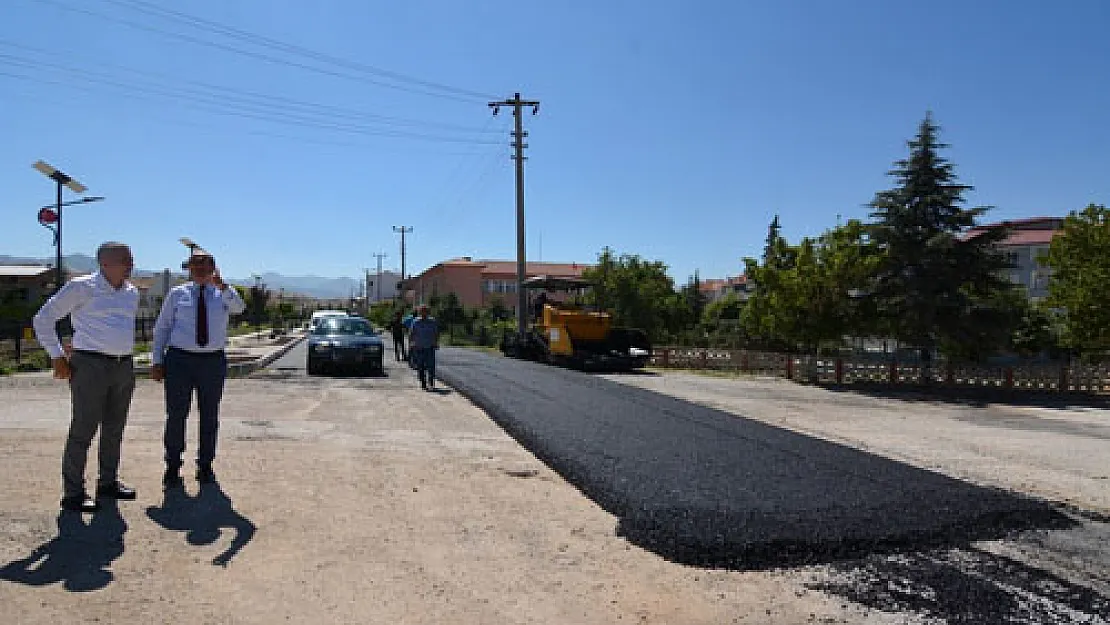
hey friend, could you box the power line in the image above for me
[0,56,503,145]
[422,115,507,212]
[0,40,501,134]
[35,0,495,104]
[105,0,498,102]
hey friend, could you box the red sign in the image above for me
[37,207,57,225]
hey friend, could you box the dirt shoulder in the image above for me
[1,363,917,625]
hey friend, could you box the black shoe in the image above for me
[61,493,100,513]
[196,466,217,484]
[96,481,137,500]
[163,468,184,489]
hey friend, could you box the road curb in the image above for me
[230,334,307,377]
[129,334,307,378]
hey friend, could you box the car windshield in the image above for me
[314,318,375,336]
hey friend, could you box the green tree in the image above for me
[702,292,746,347]
[1008,298,1062,358]
[247,284,270,327]
[676,271,707,336]
[1044,204,1110,355]
[580,249,682,343]
[484,295,509,322]
[741,219,877,352]
[867,113,1014,358]
[436,292,467,339]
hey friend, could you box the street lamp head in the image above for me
[32,160,87,194]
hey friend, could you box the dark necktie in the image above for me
[196,285,209,347]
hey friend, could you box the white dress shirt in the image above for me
[152,282,247,364]
[32,272,140,359]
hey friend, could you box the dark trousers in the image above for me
[392,333,406,361]
[163,348,227,470]
[64,352,135,497]
[412,347,436,387]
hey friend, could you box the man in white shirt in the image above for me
[32,242,140,513]
[151,248,246,488]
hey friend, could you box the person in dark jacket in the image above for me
[408,305,439,390]
[389,310,407,362]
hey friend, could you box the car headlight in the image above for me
[312,343,332,352]
[629,347,649,357]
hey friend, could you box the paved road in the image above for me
[267,338,311,371]
[433,348,1072,569]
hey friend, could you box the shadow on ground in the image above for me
[0,502,127,591]
[818,382,1110,411]
[146,482,256,567]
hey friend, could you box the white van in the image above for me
[309,310,348,331]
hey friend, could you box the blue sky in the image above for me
[2,0,1108,285]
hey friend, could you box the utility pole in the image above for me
[372,252,387,302]
[488,92,539,337]
[363,268,371,313]
[393,226,412,297]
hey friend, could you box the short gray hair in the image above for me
[97,241,131,264]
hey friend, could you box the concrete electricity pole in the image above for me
[488,92,539,338]
[393,226,412,288]
[363,268,371,311]
[372,252,387,302]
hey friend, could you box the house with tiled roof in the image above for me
[965,217,1064,300]
[405,257,591,311]
[699,275,751,303]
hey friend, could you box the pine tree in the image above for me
[688,270,706,323]
[763,215,782,266]
[868,113,1014,358]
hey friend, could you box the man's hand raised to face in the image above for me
[50,357,71,380]
[211,268,228,291]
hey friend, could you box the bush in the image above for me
[1,350,51,374]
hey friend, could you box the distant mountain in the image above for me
[0,254,398,300]
[240,271,402,300]
[0,253,98,274]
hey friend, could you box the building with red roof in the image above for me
[965,217,1064,300]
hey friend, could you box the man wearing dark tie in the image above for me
[151,248,246,488]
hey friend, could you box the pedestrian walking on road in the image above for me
[32,242,140,513]
[389,310,407,362]
[151,247,246,488]
[409,304,439,390]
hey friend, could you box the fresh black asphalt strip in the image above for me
[435,348,1073,570]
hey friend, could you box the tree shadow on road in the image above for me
[146,482,256,567]
[818,382,1110,410]
[0,501,126,592]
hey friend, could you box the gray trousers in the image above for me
[64,352,136,497]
